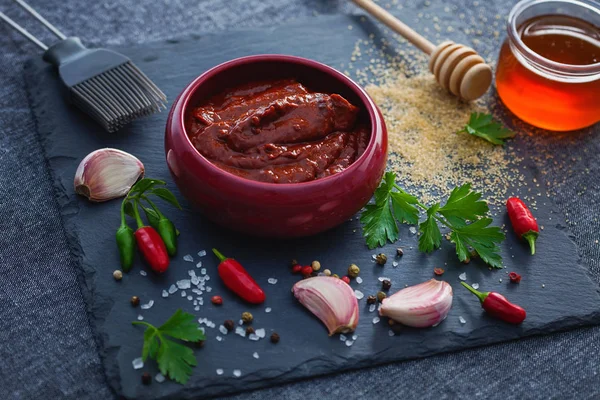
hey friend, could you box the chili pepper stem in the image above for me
[212,248,227,262]
[143,196,165,218]
[522,231,538,255]
[460,281,487,303]
[120,198,129,227]
[131,199,145,229]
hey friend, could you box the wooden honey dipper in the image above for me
[352,0,492,101]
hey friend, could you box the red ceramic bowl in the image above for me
[165,55,387,237]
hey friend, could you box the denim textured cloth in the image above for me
[1,1,599,399]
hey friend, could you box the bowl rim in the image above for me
[175,54,383,190]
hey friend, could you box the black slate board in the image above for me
[24,13,600,400]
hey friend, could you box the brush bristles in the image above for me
[71,61,166,132]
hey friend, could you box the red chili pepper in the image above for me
[509,272,522,283]
[461,282,526,324]
[132,200,170,273]
[291,264,303,274]
[507,197,539,255]
[212,248,266,304]
[301,266,313,277]
[341,276,351,284]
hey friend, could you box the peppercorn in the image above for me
[509,272,522,283]
[396,248,404,256]
[246,326,255,335]
[130,296,140,307]
[347,264,360,278]
[377,291,387,302]
[242,311,253,324]
[113,270,123,281]
[433,267,445,276]
[332,273,340,278]
[224,320,235,331]
[382,279,392,291]
[141,372,152,385]
[292,264,302,274]
[301,265,313,277]
[291,259,298,267]
[270,332,280,343]
[376,253,387,265]
[211,295,223,305]
[323,269,332,276]
[311,260,321,271]
[341,276,351,284]
[367,295,377,304]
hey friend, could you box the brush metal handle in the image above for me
[0,11,48,50]
[13,0,66,40]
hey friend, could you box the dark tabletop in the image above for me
[1,0,599,399]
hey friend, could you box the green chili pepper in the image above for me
[145,197,178,256]
[116,199,136,271]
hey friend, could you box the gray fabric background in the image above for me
[1,0,599,399]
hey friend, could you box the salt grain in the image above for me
[372,316,380,324]
[352,334,358,340]
[388,330,395,337]
[459,272,467,281]
[168,284,178,294]
[183,254,194,262]
[248,333,260,341]
[459,316,466,324]
[409,227,417,235]
[372,254,377,260]
[162,290,169,298]
[206,286,212,293]
[216,369,224,375]
[198,250,207,257]
[216,336,223,342]
[345,340,354,347]
[378,277,390,282]
[177,279,191,289]
[155,373,165,383]
[187,295,193,301]
[472,283,479,290]
[255,328,266,339]
[201,268,207,275]
[354,290,364,300]
[137,315,144,321]
[132,357,144,370]
[235,327,246,337]
[356,277,363,284]
[233,369,242,378]
[194,306,200,311]
[196,261,203,269]
[340,334,347,342]
[369,304,376,313]
[219,325,228,335]
[139,270,147,276]
[140,300,154,310]
[181,291,186,297]
[267,278,278,285]
[253,352,260,359]
[392,261,399,267]
[265,307,272,313]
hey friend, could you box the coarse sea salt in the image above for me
[372,316,380,324]
[459,316,466,324]
[196,261,203,269]
[345,340,354,347]
[187,295,193,301]
[392,261,399,267]
[198,250,207,257]
[253,352,260,359]
[194,306,200,311]
[168,284,177,294]
[177,279,191,289]
[369,304,376,313]
[162,290,169,298]
[409,226,417,235]
[233,369,242,378]
[132,357,144,370]
[183,254,194,262]
[219,325,228,335]
[372,254,377,260]
[155,373,165,383]
[354,290,364,300]
[235,327,246,337]
[378,277,390,282]
[141,300,154,310]
[265,307,272,313]
[459,272,467,281]
[352,334,358,340]
[472,283,479,290]
[255,328,266,339]
[188,270,196,277]
[356,277,363,284]
[206,286,212,293]
[340,334,347,342]
[248,333,260,341]
[139,270,147,276]
[200,268,207,275]
[216,336,223,342]
[191,275,200,285]
[137,315,144,321]
[216,369,224,375]
[181,291,187,297]
[267,278,278,285]
[388,330,395,337]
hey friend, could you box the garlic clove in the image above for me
[379,279,453,328]
[74,148,144,202]
[292,276,359,336]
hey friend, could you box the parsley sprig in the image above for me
[360,172,505,268]
[459,112,515,145]
[132,309,205,384]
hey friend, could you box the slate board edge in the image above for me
[20,15,600,399]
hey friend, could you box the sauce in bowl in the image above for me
[186,79,369,183]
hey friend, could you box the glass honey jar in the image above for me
[495,0,600,131]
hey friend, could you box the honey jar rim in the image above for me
[507,0,600,78]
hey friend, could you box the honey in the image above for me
[496,0,600,131]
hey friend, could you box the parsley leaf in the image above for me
[133,309,205,384]
[418,204,442,253]
[390,190,419,224]
[360,172,399,249]
[438,183,489,222]
[449,218,505,268]
[459,112,515,145]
